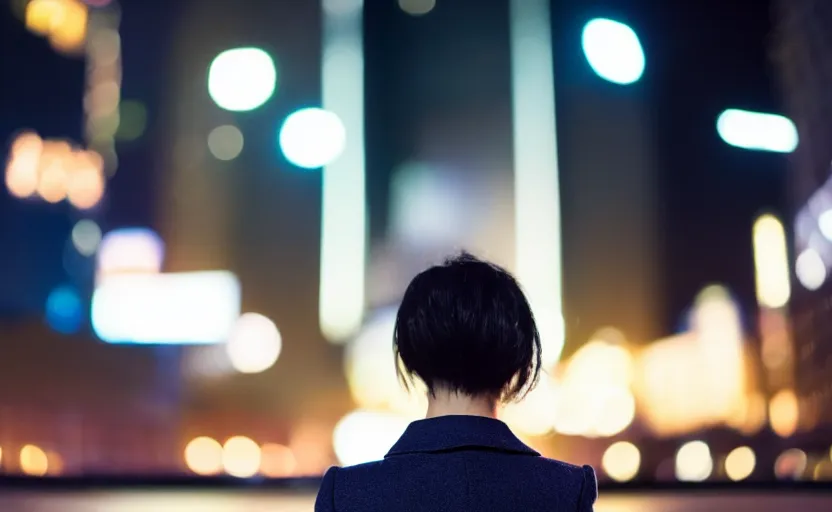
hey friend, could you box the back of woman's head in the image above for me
[394,252,542,402]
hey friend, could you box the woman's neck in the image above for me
[425,389,497,419]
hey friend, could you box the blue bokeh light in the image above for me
[45,285,83,334]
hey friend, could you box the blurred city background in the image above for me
[1,0,832,509]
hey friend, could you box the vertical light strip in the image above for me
[319,0,367,343]
[752,214,791,309]
[509,0,564,367]
[752,214,794,392]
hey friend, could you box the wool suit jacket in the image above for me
[315,415,597,511]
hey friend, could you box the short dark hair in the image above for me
[393,252,542,402]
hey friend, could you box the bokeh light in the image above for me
[96,227,165,280]
[116,100,148,141]
[752,214,791,308]
[795,248,826,290]
[279,107,347,169]
[259,443,297,478]
[222,436,261,478]
[71,219,102,256]
[398,0,436,16]
[345,307,426,417]
[581,18,645,85]
[91,271,241,345]
[207,125,244,161]
[47,0,88,55]
[551,339,636,437]
[716,109,798,153]
[45,285,83,334]
[66,150,105,210]
[774,448,808,480]
[208,48,277,112]
[184,437,223,476]
[769,389,799,438]
[602,441,641,482]
[333,410,410,466]
[675,440,713,482]
[25,0,89,55]
[499,374,559,436]
[5,131,43,198]
[725,446,756,481]
[19,444,49,477]
[226,313,282,374]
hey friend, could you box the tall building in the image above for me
[772,0,832,428]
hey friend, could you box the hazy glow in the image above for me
[184,437,223,476]
[716,109,798,153]
[675,441,713,482]
[581,18,645,85]
[208,48,277,112]
[390,162,467,246]
[207,125,244,161]
[319,0,367,343]
[602,442,641,482]
[279,108,347,169]
[752,214,791,308]
[510,0,564,367]
[795,248,826,290]
[222,436,261,478]
[97,227,165,280]
[333,410,410,466]
[552,340,636,437]
[725,446,755,481]
[635,286,747,436]
[91,271,241,344]
[500,375,559,436]
[226,313,282,374]
[345,308,426,417]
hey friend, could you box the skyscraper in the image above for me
[773,0,832,428]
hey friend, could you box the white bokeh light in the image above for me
[222,436,261,478]
[226,313,282,374]
[716,109,798,153]
[333,410,411,466]
[675,440,713,482]
[795,248,826,291]
[208,48,277,112]
[581,18,645,85]
[819,210,832,241]
[279,108,346,169]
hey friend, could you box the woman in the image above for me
[315,253,597,511]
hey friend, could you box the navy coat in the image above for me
[315,415,597,511]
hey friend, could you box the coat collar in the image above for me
[385,415,539,458]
